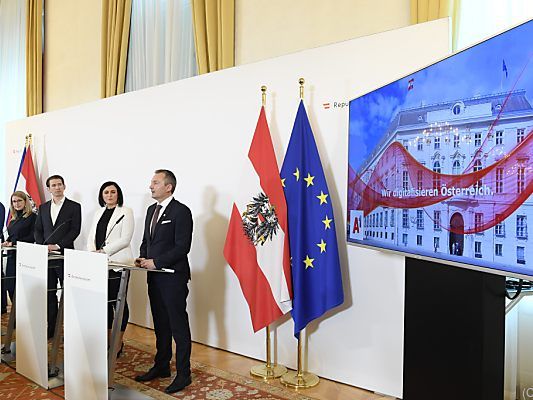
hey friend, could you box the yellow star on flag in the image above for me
[293,168,300,181]
[322,215,332,229]
[303,255,315,269]
[281,178,286,187]
[303,173,315,187]
[317,191,328,205]
[317,239,327,253]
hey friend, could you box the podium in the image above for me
[15,242,66,388]
[63,250,172,400]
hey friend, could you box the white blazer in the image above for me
[87,205,134,264]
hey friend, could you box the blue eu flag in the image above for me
[281,101,344,337]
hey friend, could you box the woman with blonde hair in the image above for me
[1,191,37,301]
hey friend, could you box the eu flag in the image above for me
[281,100,344,337]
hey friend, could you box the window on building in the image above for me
[380,212,383,227]
[403,209,409,228]
[385,210,388,228]
[454,133,460,148]
[417,139,423,151]
[433,237,440,251]
[403,170,409,190]
[495,243,503,257]
[433,161,441,189]
[385,232,388,239]
[417,235,423,245]
[452,104,461,115]
[517,166,525,193]
[475,132,482,147]
[517,246,525,265]
[452,160,461,175]
[496,168,504,194]
[403,139,409,151]
[495,214,505,236]
[517,215,527,239]
[495,130,503,145]
[391,232,395,241]
[474,159,482,189]
[417,209,424,229]
[475,241,482,258]
[434,136,441,150]
[517,128,525,144]
[434,210,441,230]
[390,210,395,227]
[475,213,484,232]
[417,170,423,190]
[402,233,408,246]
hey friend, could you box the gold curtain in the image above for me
[26,0,43,116]
[101,0,132,98]
[192,0,235,75]
[410,0,461,51]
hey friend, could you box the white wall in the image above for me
[5,20,450,397]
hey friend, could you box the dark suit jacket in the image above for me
[0,202,4,242]
[35,198,82,251]
[140,198,193,281]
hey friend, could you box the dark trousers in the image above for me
[148,280,191,377]
[5,255,16,302]
[47,262,64,339]
[1,256,6,313]
[108,270,129,331]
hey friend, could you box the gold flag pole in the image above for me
[281,78,319,389]
[250,85,288,380]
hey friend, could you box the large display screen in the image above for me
[347,20,533,277]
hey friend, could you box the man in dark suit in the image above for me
[34,175,81,339]
[0,201,6,314]
[134,169,193,394]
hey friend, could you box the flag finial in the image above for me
[299,78,305,99]
[261,85,267,107]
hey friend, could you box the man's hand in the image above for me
[134,258,144,267]
[47,244,60,252]
[140,259,156,270]
[1,241,12,247]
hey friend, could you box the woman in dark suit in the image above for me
[87,181,134,357]
[1,191,37,301]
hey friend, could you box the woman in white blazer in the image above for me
[87,181,134,357]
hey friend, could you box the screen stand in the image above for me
[403,257,505,400]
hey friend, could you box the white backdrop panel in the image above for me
[5,20,450,397]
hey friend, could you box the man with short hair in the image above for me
[35,175,81,339]
[135,169,193,394]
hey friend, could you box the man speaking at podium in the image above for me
[134,169,193,394]
[35,175,82,339]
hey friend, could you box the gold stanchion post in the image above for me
[280,78,320,389]
[250,85,288,380]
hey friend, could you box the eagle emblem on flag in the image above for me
[241,192,279,246]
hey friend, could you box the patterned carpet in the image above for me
[1,313,315,400]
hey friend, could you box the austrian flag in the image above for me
[224,107,292,332]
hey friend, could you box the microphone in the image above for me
[98,214,125,250]
[43,218,72,245]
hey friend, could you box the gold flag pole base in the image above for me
[250,363,288,380]
[280,370,319,389]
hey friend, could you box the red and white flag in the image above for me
[14,144,42,209]
[224,107,292,332]
[407,78,414,91]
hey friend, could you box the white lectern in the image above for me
[64,249,108,400]
[16,242,49,388]
[64,250,171,399]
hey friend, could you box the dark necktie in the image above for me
[150,205,162,238]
